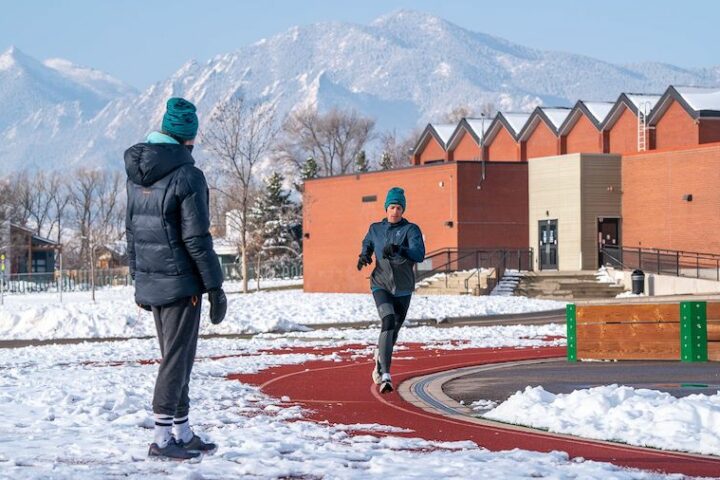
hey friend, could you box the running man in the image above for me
[357,187,426,394]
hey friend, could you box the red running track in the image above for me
[230,344,720,477]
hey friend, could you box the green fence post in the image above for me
[680,301,708,362]
[566,304,577,362]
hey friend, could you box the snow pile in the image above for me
[0,288,565,340]
[0,287,307,340]
[271,323,566,351]
[0,337,677,479]
[230,290,565,325]
[596,266,617,284]
[483,384,720,456]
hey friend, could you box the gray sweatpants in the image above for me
[372,289,412,375]
[151,295,202,417]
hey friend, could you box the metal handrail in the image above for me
[602,245,720,281]
[417,248,533,291]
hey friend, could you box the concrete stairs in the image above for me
[415,269,493,296]
[516,271,627,300]
[490,270,524,296]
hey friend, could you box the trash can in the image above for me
[631,270,645,295]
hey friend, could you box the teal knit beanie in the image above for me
[162,97,198,141]
[384,187,406,211]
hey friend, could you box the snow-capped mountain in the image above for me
[2,10,719,173]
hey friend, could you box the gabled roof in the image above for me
[601,92,662,130]
[433,123,457,145]
[648,86,720,125]
[483,112,532,144]
[9,223,59,246]
[411,122,457,155]
[559,100,615,134]
[518,107,571,140]
[446,116,493,150]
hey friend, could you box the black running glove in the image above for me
[208,288,228,325]
[382,243,399,258]
[137,304,152,312]
[357,254,372,271]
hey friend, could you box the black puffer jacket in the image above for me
[125,142,223,306]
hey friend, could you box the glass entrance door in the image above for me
[539,220,558,270]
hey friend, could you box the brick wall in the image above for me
[653,99,699,150]
[622,145,720,255]
[451,130,482,161]
[564,113,604,154]
[415,135,447,165]
[485,126,521,161]
[523,121,560,160]
[607,106,639,155]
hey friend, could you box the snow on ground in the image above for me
[278,323,566,351]
[222,277,303,293]
[0,287,566,340]
[0,334,678,479]
[482,384,720,457]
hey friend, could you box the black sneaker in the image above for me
[148,438,200,460]
[177,434,217,454]
[379,373,394,394]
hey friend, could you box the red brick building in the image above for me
[303,162,528,292]
[411,123,455,165]
[559,101,614,154]
[482,112,531,161]
[518,107,571,160]
[622,143,720,255]
[446,117,489,161]
[602,93,662,155]
[649,86,720,150]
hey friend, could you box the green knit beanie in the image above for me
[384,187,406,211]
[162,97,198,141]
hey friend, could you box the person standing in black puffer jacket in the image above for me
[125,97,227,460]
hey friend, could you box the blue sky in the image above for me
[1,0,717,89]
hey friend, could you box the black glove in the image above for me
[357,254,372,271]
[208,288,228,325]
[137,304,152,312]
[382,243,399,258]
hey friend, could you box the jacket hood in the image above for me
[124,143,195,187]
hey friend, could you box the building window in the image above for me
[362,195,377,203]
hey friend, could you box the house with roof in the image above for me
[482,112,531,161]
[559,100,614,154]
[0,222,59,276]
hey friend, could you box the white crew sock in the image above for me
[173,414,193,443]
[153,413,173,447]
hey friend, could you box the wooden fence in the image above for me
[566,302,720,362]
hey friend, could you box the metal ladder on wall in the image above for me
[637,101,653,152]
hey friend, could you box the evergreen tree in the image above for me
[355,150,369,173]
[380,151,393,170]
[300,156,319,180]
[249,172,301,271]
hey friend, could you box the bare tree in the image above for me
[202,95,278,293]
[47,172,72,245]
[278,107,375,177]
[378,128,422,169]
[444,105,474,123]
[69,169,125,269]
[480,102,497,118]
